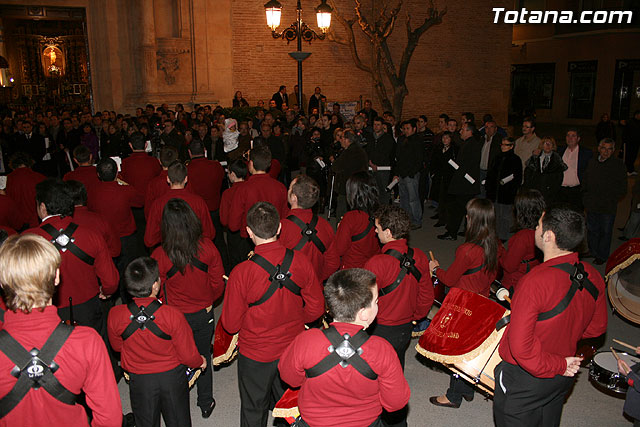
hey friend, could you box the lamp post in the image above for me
[264,0,332,113]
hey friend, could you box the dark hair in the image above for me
[72,145,92,164]
[229,158,248,179]
[97,158,117,181]
[465,198,499,272]
[250,145,272,172]
[161,199,202,274]
[124,257,159,298]
[324,268,376,322]
[462,112,475,124]
[464,122,477,134]
[0,230,8,247]
[540,206,585,252]
[482,113,494,123]
[401,118,417,129]
[346,172,379,215]
[159,146,179,167]
[129,132,146,151]
[447,118,458,125]
[419,115,428,123]
[514,189,545,230]
[167,161,187,184]
[189,140,205,157]
[439,113,449,121]
[247,201,280,239]
[9,152,34,169]
[35,179,74,217]
[372,116,384,125]
[375,205,410,240]
[523,116,536,129]
[291,175,320,209]
[342,130,359,146]
[65,180,88,206]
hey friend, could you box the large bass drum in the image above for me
[605,238,640,325]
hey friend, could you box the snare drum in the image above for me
[589,351,640,394]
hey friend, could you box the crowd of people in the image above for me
[0,91,638,427]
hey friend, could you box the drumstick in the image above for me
[223,275,229,281]
[429,251,435,261]
[613,339,637,352]
[610,347,621,362]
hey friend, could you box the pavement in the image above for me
[116,174,639,427]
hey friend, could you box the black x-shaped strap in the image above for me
[121,301,171,341]
[249,249,301,307]
[41,222,95,266]
[351,216,375,242]
[287,214,326,253]
[379,248,422,296]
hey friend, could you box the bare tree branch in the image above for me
[328,0,373,74]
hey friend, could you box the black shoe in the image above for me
[457,231,465,237]
[619,236,629,241]
[429,396,460,408]
[411,223,422,230]
[463,394,474,402]
[437,233,457,241]
[201,400,216,419]
[617,227,625,231]
[430,214,439,220]
[434,222,446,227]
[123,413,136,427]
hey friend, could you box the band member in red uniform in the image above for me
[227,145,288,239]
[5,152,46,229]
[500,189,545,293]
[0,234,122,426]
[221,202,324,427]
[62,145,100,204]
[145,162,215,248]
[108,257,206,427]
[364,205,432,427]
[429,198,503,408]
[66,180,121,258]
[151,199,224,419]
[220,159,250,271]
[494,206,607,426]
[324,172,380,279]
[280,174,335,276]
[24,179,119,330]
[144,146,179,218]
[120,132,161,199]
[0,191,22,232]
[278,268,410,427]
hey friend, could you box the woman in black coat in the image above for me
[523,136,567,206]
[485,137,522,241]
[430,131,458,227]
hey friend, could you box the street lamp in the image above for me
[264,0,332,113]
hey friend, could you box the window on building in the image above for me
[568,61,598,119]
[510,63,555,117]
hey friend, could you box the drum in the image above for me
[273,388,300,425]
[589,351,640,394]
[605,238,640,325]
[416,287,509,395]
[212,320,238,366]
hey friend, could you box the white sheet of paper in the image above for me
[448,159,459,170]
[464,173,475,184]
[315,158,326,168]
[0,176,6,190]
[500,174,514,185]
[387,177,399,190]
[145,140,152,153]
[110,156,122,172]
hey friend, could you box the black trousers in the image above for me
[129,365,191,427]
[227,229,253,270]
[210,210,230,274]
[446,194,474,236]
[237,353,286,427]
[493,361,574,427]
[184,308,215,409]
[446,374,475,406]
[369,322,412,427]
[558,186,583,211]
[626,141,640,173]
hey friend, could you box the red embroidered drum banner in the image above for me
[212,320,238,366]
[605,238,640,278]
[416,288,508,363]
[273,388,299,423]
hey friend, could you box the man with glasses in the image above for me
[514,117,541,176]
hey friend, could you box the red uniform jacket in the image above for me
[63,166,100,204]
[72,206,121,258]
[278,322,410,427]
[227,173,288,238]
[24,216,119,307]
[500,228,539,292]
[435,242,504,297]
[120,152,161,199]
[0,194,23,231]
[5,167,46,228]
[219,182,243,228]
[499,253,608,378]
[145,188,215,248]
[144,170,169,218]
[151,238,225,313]
[221,241,324,362]
[364,239,433,325]
[107,297,202,374]
[0,307,122,427]
[187,157,224,211]
[323,210,380,280]
[88,181,144,238]
[279,208,335,277]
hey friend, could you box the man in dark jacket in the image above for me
[394,119,424,229]
[160,119,187,161]
[439,122,481,240]
[366,117,395,206]
[331,130,368,219]
[582,138,627,264]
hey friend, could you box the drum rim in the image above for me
[607,273,640,325]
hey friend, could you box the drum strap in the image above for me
[305,326,377,380]
[521,257,537,273]
[0,324,77,418]
[121,300,171,341]
[351,216,375,242]
[496,262,598,331]
[379,248,422,296]
[41,222,95,266]
[287,214,326,253]
[248,249,301,307]
[166,258,209,279]
[463,263,485,276]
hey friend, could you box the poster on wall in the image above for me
[328,101,360,122]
